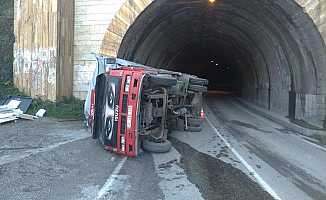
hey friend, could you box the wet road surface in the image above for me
[1,97,325,200]
[170,138,273,200]
[205,96,326,200]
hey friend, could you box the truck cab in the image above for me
[91,65,208,157]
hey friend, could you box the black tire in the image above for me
[189,77,208,85]
[142,140,172,153]
[186,126,202,132]
[176,119,185,131]
[167,118,177,132]
[97,131,105,147]
[187,118,201,127]
[188,84,207,92]
[188,118,202,124]
[149,75,177,87]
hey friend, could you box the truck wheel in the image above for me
[176,119,186,131]
[142,140,172,153]
[187,119,201,127]
[186,126,202,132]
[188,118,202,124]
[189,84,207,92]
[149,75,177,87]
[189,77,208,85]
[97,131,105,147]
[97,119,110,147]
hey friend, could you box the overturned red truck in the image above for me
[85,57,208,157]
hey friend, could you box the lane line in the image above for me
[96,157,127,199]
[0,135,90,166]
[206,117,282,200]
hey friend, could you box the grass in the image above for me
[0,80,84,120]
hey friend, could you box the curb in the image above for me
[235,98,323,137]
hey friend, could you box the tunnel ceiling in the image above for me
[117,0,326,113]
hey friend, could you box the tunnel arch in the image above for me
[101,0,326,128]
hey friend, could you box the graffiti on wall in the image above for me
[13,47,57,100]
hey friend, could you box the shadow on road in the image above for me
[170,137,274,200]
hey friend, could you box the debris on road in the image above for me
[0,96,39,124]
[0,96,32,113]
[0,113,17,124]
[0,100,20,124]
[35,109,47,118]
[18,114,38,120]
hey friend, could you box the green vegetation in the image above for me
[0,81,84,120]
[27,97,84,120]
[0,0,14,81]
[0,80,22,96]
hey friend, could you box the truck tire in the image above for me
[142,139,172,153]
[187,118,201,127]
[97,119,111,147]
[189,84,207,92]
[189,77,208,85]
[188,118,202,124]
[97,131,105,147]
[186,126,202,132]
[149,75,177,87]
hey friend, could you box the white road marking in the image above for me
[96,157,127,199]
[206,117,282,200]
[0,135,90,165]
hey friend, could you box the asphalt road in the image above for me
[0,97,325,200]
[204,96,326,200]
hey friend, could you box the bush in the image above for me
[0,81,84,119]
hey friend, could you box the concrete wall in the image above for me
[0,0,14,81]
[14,0,326,127]
[73,0,125,99]
[296,0,326,128]
[99,0,326,128]
[298,0,326,43]
[72,0,326,100]
[295,93,326,128]
[73,0,152,99]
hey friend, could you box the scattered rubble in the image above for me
[35,109,47,118]
[0,96,33,113]
[0,96,45,124]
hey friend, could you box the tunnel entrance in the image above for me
[116,0,326,127]
[167,44,239,92]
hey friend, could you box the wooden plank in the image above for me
[0,117,17,124]
[18,114,37,120]
[56,0,74,99]
[14,0,59,101]
[0,113,15,119]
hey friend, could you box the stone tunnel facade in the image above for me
[14,0,326,128]
[73,0,326,128]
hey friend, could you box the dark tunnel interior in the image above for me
[169,44,240,91]
[117,0,326,121]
